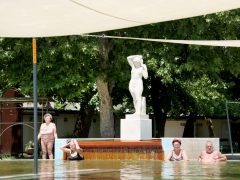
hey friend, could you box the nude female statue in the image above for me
[127,55,148,115]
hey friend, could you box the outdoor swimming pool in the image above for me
[0,160,239,179]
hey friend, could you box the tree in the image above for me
[0,36,100,137]
[108,9,240,137]
[1,9,239,138]
[96,37,114,137]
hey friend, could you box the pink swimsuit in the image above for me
[41,132,54,146]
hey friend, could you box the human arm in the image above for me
[73,140,84,158]
[164,151,172,162]
[198,152,203,161]
[60,142,71,154]
[74,140,83,153]
[142,64,148,79]
[182,150,188,161]
[127,55,135,67]
[53,123,58,139]
[216,151,227,161]
[37,124,43,140]
[37,132,41,141]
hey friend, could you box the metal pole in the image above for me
[225,101,233,154]
[32,38,38,174]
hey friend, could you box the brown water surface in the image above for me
[0,160,239,179]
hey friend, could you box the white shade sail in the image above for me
[0,0,240,38]
[84,35,240,47]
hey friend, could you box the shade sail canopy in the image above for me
[0,0,240,38]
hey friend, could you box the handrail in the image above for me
[0,122,34,137]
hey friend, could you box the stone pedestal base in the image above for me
[120,114,152,140]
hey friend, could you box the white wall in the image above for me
[88,117,101,138]
[164,120,186,137]
[195,119,228,138]
[54,114,78,138]
[164,119,229,139]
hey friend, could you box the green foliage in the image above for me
[180,75,227,116]
[0,154,16,160]
[226,102,240,119]
[0,9,240,128]
[108,9,240,118]
[0,36,99,104]
[25,140,34,148]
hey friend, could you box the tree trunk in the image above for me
[73,91,95,138]
[206,117,215,137]
[73,104,94,138]
[96,36,114,138]
[149,71,168,137]
[182,112,196,137]
[96,75,114,137]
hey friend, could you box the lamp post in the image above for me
[32,38,38,175]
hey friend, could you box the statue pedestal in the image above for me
[120,114,152,141]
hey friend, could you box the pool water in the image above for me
[0,160,239,179]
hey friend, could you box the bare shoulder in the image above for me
[216,150,224,156]
[213,150,221,154]
[40,123,46,128]
[199,150,205,157]
[164,151,172,161]
[199,150,205,154]
[50,122,56,127]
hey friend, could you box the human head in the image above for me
[172,138,181,150]
[132,55,143,68]
[205,141,214,154]
[69,140,76,150]
[44,113,52,123]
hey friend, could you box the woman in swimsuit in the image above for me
[127,55,148,115]
[61,139,84,160]
[38,113,58,159]
[165,138,188,162]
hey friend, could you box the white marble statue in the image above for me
[127,55,148,115]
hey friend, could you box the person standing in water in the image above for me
[38,113,58,159]
[127,55,148,115]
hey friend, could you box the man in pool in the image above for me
[199,140,227,162]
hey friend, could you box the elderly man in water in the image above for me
[199,140,227,162]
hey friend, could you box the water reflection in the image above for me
[162,161,227,180]
[173,161,187,177]
[161,161,190,179]
[120,161,144,179]
[61,161,80,179]
[0,160,240,179]
[39,160,54,180]
[120,160,162,179]
[200,162,224,179]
